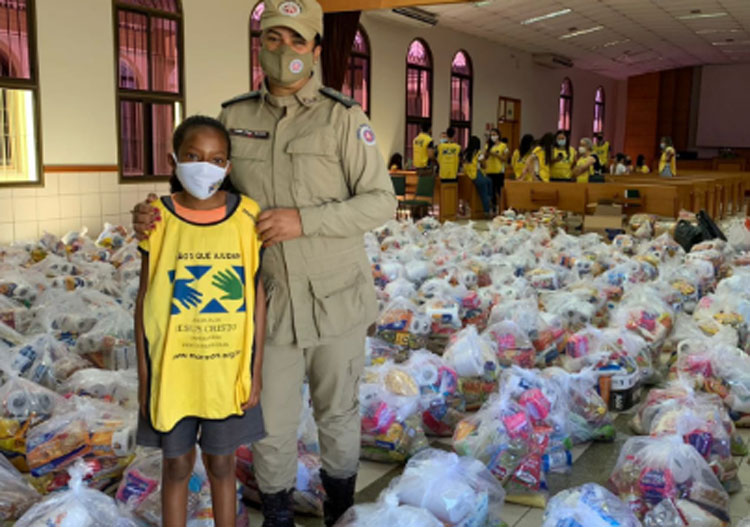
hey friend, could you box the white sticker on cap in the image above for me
[289,59,304,74]
[279,1,301,17]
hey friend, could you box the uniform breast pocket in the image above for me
[286,133,347,205]
[231,138,272,205]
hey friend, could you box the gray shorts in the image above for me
[137,404,266,458]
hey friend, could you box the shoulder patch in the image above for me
[319,86,359,109]
[221,91,262,108]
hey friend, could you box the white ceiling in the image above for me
[418,0,750,78]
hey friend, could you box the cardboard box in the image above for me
[584,214,623,235]
[584,200,624,235]
[594,203,623,216]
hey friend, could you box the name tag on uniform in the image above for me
[230,129,270,140]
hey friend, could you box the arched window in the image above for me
[593,86,605,134]
[249,1,264,90]
[0,0,40,185]
[405,39,432,166]
[558,77,573,133]
[450,50,472,149]
[115,0,184,179]
[341,26,370,115]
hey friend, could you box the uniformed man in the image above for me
[436,127,462,181]
[131,1,396,526]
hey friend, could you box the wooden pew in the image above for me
[504,181,588,215]
[606,175,710,215]
[505,180,680,218]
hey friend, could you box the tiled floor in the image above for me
[245,416,750,527]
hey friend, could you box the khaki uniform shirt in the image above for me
[219,74,396,349]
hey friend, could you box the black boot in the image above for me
[260,489,295,527]
[320,470,357,527]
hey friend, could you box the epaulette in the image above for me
[319,86,359,108]
[221,91,261,108]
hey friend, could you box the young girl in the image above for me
[135,115,266,527]
[550,130,577,182]
[659,136,677,177]
[463,135,493,217]
[511,134,534,181]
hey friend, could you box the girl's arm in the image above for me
[523,153,541,181]
[135,254,149,418]
[245,279,266,409]
[572,157,595,177]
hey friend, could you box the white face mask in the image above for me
[490,135,499,142]
[579,146,587,155]
[172,154,229,200]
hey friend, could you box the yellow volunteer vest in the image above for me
[140,195,262,432]
[575,156,596,183]
[551,146,576,181]
[532,146,551,183]
[463,152,480,180]
[485,143,507,174]
[437,142,462,180]
[512,150,531,181]
[638,165,651,174]
[593,141,610,166]
[412,133,433,169]
[659,149,677,177]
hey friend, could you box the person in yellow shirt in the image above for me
[482,129,509,211]
[572,137,599,183]
[593,133,610,172]
[464,135,493,217]
[658,136,677,177]
[136,116,266,527]
[437,127,462,181]
[412,123,435,172]
[523,133,554,182]
[550,130,577,182]
[636,154,650,174]
[511,134,535,181]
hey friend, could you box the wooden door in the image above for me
[497,96,522,152]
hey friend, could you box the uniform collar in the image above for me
[261,73,322,109]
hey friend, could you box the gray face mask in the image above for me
[260,45,314,87]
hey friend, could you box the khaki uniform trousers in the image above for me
[253,325,366,493]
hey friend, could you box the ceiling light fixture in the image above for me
[602,38,631,48]
[696,28,742,34]
[712,40,750,46]
[521,8,572,25]
[560,26,603,39]
[678,12,727,20]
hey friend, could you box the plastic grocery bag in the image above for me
[375,298,431,350]
[63,368,138,409]
[118,449,249,527]
[7,334,89,391]
[542,483,642,527]
[0,453,40,521]
[334,501,443,527]
[545,367,615,443]
[452,391,551,508]
[400,350,463,436]
[359,363,428,462]
[609,435,730,522]
[16,460,139,527]
[443,326,500,412]
[483,321,535,368]
[382,448,505,526]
